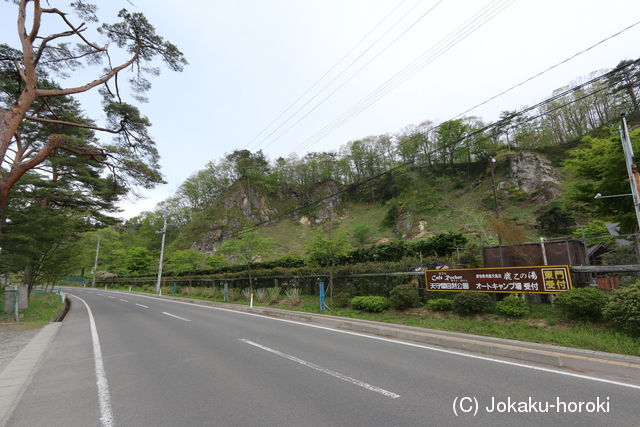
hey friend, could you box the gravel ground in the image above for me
[0,324,40,371]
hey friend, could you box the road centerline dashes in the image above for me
[135,303,149,309]
[119,299,128,302]
[162,311,191,322]
[240,339,400,399]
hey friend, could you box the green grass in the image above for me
[103,285,640,357]
[15,290,65,329]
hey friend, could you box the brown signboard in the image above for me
[425,265,572,294]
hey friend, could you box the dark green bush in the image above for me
[389,284,420,310]
[452,292,494,315]
[425,291,458,300]
[553,287,608,321]
[333,286,356,308]
[603,284,640,336]
[427,298,453,311]
[495,295,530,318]
[351,296,390,312]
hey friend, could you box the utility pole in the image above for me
[91,235,101,288]
[489,157,504,266]
[155,213,168,294]
[489,157,499,216]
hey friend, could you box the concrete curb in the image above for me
[0,322,62,427]
[139,293,640,374]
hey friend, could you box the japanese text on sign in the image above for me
[426,266,572,294]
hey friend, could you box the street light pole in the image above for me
[155,213,168,294]
[91,235,101,288]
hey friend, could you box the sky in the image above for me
[2,0,640,219]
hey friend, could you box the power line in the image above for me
[451,19,640,121]
[242,0,411,151]
[251,0,444,152]
[296,13,640,155]
[288,0,515,154]
[230,60,639,238]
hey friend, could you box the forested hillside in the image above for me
[4,57,640,283]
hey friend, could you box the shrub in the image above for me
[427,298,453,311]
[425,291,458,300]
[495,295,529,318]
[452,292,494,315]
[603,284,640,336]
[201,287,220,299]
[389,284,420,310]
[285,287,302,305]
[553,287,608,321]
[333,286,356,308]
[228,288,241,301]
[267,286,281,304]
[351,296,390,312]
[181,286,195,296]
[256,288,267,303]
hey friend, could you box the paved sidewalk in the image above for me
[0,323,61,426]
[0,325,39,372]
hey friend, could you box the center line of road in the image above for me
[240,339,401,399]
[97,293,103,296]
[162,311,191,322]
[119,299,128,302]
[107,296,114,299]
[135,303,149,309]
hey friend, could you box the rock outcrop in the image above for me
[506,152,561,203]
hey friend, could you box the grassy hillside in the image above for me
[169,151,580,262]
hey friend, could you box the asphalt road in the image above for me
[7,288,640,427]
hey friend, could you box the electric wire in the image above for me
[287,0,515,154]
[242,0,411,151]
[230,60,640,238]
[251,0,444,152]
[296,12,639,156]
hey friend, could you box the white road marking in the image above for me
[95,289,640,391]
[162,311,191,322]
[69,294,114,427]
[241,339,400,399]
[135,303,149,309]
[119,299,128,302]
[96,293,103,296]
[107,296,114,299]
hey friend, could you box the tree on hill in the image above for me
[565,129,640,231]
[218,230,274,288]
[0,1,186,233]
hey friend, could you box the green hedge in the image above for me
[351,296,390,312]
[553,287,608,321]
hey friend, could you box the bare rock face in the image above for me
[298,215,311,226]
[222,185,275,223]
[508,152,561,203]
[192,180,342,252]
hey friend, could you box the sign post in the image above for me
[319,281,325,313]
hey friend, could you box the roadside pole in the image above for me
[490,157,505,267]
[91,235,101,288]
[155,213,168,294]
[319,281,325,313]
